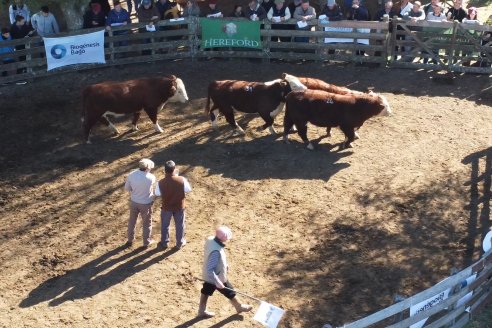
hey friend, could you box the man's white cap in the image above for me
[216,226,233,242]
[138,158,155,170]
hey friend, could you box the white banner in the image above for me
[409,288,451,328]
[323,26,370,45]
[44,30,105,71]
[253,301,285,328]
[456,274,477,312]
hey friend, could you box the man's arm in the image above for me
[183,178,192,193]
[155,183,161,196]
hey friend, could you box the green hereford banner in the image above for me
[200,18,261,49]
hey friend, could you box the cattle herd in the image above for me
[82,73,392,150]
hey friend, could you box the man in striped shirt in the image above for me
[198,226,253,318]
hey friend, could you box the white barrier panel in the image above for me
[322,23,370,45]
[44,30,105,71]
[253,301,285,328]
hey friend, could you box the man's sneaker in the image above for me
[144,240,156,248]
[175,241,187,249]
[197,310,215,318]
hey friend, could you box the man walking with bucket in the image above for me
[198,226,253,318]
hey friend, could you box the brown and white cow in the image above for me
[282,73,362,95]
[283,89,391,151]
[282,73,365,139]
[82,75,188,143]
[205,79,292,135]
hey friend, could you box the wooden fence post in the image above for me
[25,39,32,75]
[263,21,271,63]
[190,17,197,62]
[388,17,398,63]
[448,21,459,71]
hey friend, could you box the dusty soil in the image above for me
[0,59,492,328]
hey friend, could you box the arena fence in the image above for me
[323,247,492,328]
[0,17,491,84]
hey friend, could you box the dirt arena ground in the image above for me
[1,60,492,327]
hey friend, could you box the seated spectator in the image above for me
[31,6,60,37]
[9,15,33,71]
[83,2,107,29]
[374,1,398,21]
[201,0,223,18]
[230,4,245,18]
[403,1,424,22]
[9,0,30,25]
[293,0,316,43]
[245,0,267,21]
[137,0,160,24]
[137,0,159,55]
[424,3,445,64]
[462,7,480,24]
[92,0,111,16]
[320,0,343,21]
[446,0,466,22]
[156,0,176,20]
[106,0,131,50]
[10,14,34,40]
[423,0,440,16]
[425,3,446,21]
[182,0,200,17]
[346,0,369,20]
[397,0,413,17]
[261,0,275,14]
[0,28,16,77]
[106,0,131,31]
[268,0,291,42]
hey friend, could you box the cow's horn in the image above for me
[281,73,287,79]
[170,75,177,80]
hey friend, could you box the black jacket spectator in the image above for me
[83,2,107,28]
[347,5,369,21]
[446,7,466,22]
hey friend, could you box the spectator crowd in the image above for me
[1,0,492,77]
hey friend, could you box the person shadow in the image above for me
[19,244,178,308]
[175,313,244,328]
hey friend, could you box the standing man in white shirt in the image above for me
[155,160,192,250]
[124,158,156,247]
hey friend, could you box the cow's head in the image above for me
[370,91,392,116]
[264,79,292,101]
[168,76,189,103]
[281,73,307,92]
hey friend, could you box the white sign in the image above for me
[44,30,106,71]
[409,288,451,328]
[253,301,285,328]
[323,26,370,45]
[483,229,492,252]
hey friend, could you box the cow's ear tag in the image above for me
[326,98,334,104]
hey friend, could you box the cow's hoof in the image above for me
[307,143,314,151]
[290,126,298,133]
[354,132,360,140]
[338,145,345,151]
[347,143,353,148]
[155,128,164,133]
[132,125,139,132]
[268,126,277,135]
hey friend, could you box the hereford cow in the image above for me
[282,73,361,95]
[82,75,188,143]
[282,73,365,138]
[205,79,292,135]
[283,89,391,151]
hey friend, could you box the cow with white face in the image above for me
[82,75,188,143]
[205,79,292,135]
